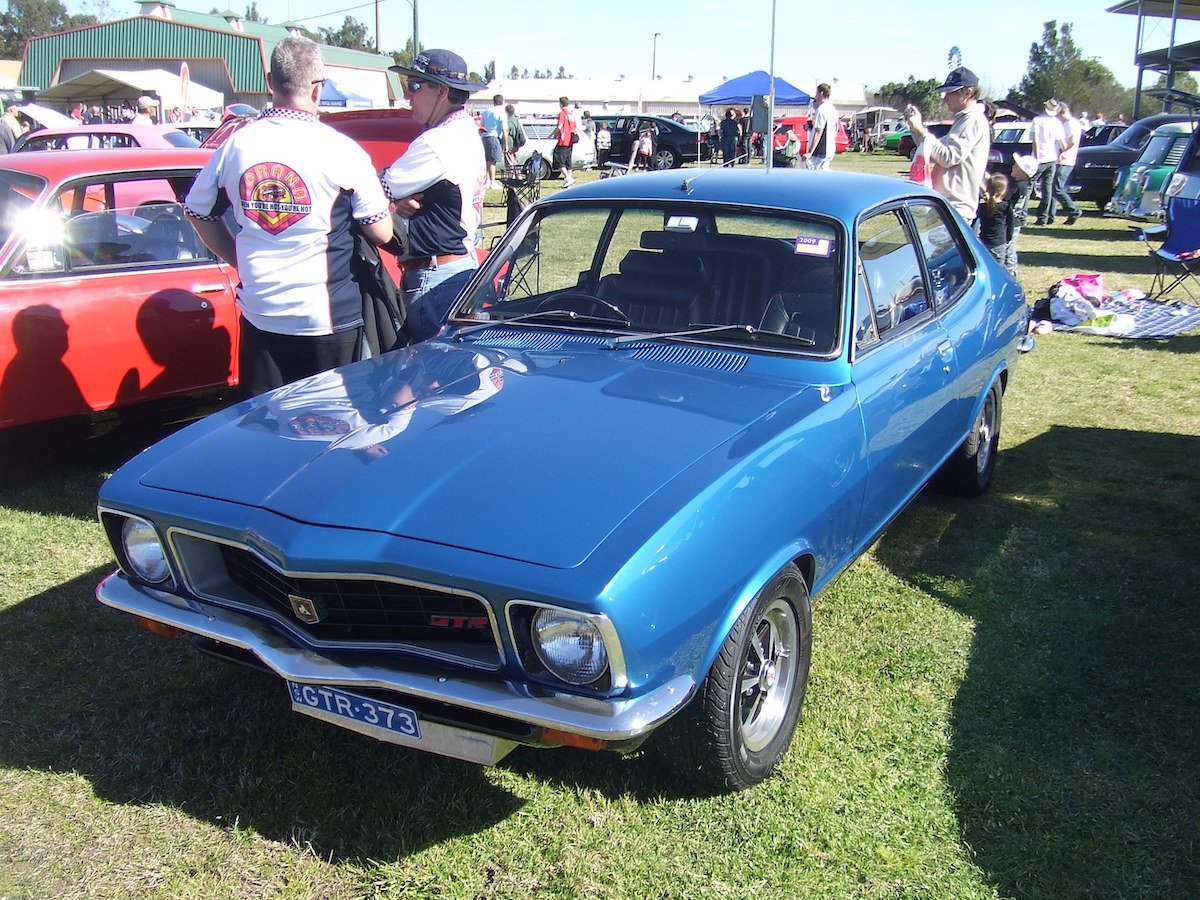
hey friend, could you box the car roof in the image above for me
[0,147,213,179]
[1149,121,1196,134]
[550,168,938,218]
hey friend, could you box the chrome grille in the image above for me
[218,545,494,648]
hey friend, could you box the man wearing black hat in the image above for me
[383,50,488,343]
[903,66,990,224]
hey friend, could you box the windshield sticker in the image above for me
[794,235,832,257]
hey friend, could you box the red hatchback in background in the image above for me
[0,148,240,430]
[771,115,850,157]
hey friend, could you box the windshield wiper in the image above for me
[606,323,816,348]
[453,309,619,339]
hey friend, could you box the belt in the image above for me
[406,253,468,268]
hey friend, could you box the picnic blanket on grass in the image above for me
[1053,297,1200,339]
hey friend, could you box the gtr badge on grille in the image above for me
[288,593,324,624]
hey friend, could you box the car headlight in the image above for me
[531,608,609,685]
[120,517,171,584]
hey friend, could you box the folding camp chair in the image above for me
[501,151,543,226]
[601,143,639,178]
[1146,194,1200,303]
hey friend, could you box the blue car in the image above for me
[96,170,1027,791]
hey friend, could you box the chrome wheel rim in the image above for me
[737,598,799,752]
[976,392,997,476]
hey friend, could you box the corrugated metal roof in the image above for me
[23,10,395,97]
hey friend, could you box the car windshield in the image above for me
[451,200,844,354]
[1140,133,1177,164]
[994,126,1028,142]
[164,131,201,148]
[0,170,49,247]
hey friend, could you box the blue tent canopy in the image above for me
[319,79,373,108]
[698,71,812,106]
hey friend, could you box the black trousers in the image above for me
[238,315,361,398]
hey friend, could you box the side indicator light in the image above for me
[542,728,609,751]
[136,616,185,639]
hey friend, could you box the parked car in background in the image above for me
[95,169,1027,792]
[12,123,200,152]
[897,122,953,160]
[591,113,711,169]
[1108,120,1196,219]
[0,148,239,431]
[770,115,850,160]
[1068,113,1193,208]
[1081,122,1127,146]
[986,121,1032,173]
[510,117,596,180]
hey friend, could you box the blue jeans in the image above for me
[1053,164,1080,218]
[1035,162,1058,222]
[402,255,479,343]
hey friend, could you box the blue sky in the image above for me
[102,0,1200,93]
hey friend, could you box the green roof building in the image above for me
[21,2,400,114]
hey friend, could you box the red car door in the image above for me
[0,170,239,430]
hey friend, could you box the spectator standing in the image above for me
[719,108,739,165]
[976,172,1013,267]
[1030,99,1066,225]
[804,82,838,170]
[132,96,158,125]
[635,128,655,170]
[552,95,577,187]
[480,94,506,190]
[903,66,990,224]
[185,35,393,397]
[503,103,522,172]
[69,103,84,123]
[84,104,104,124]
[383,49,487,343]
[1054,101,1083,225]
[0,106,22,153]
[579,110,596,167]
[1004,153,1037,276]
[595,120,612,171]
[783,128,801,168]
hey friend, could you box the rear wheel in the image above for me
[651,147,681,170]
[523,156,551,182]
[938,381,1002,497]
[654,565,812,790]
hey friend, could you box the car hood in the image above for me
[138,338,803,568]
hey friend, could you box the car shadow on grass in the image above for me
[0,569,523,863]
[1019,248,1157,278]
[874,425,1200,897]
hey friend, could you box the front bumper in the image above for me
[96,572,694,764]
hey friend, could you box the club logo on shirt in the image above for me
[240,162,312,234]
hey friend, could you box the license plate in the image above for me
[287,682,421,741]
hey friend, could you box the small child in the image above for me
[635,129,655,171]
[976,172,1013,269]
[1004,154,1037,277]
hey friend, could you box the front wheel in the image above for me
[937,380,1002,497]
[654,565,812,790]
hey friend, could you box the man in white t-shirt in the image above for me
[1053,101,1084,225]
[383,50,488,342]
[804,83,838,170]
[185,36,393,396]
[1030,98,1066,225]
[132,96,158,125]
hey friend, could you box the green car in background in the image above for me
[883,128,909,153]
[1107,121,1196,220]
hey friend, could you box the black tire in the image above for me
[651,147,680,170]
[654,565,812,790]
[937,380,1002,497]
[523,156,550,182]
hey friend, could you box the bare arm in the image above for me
[188,216,237,268]
[360,215,393,246]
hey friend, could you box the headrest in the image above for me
[618,250,705,280]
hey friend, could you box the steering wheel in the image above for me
[534,291,631,324]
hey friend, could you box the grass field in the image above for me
[1,152,1198,899]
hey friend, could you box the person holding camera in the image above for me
[902,66,990,224]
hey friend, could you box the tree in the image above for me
[0,0,97,57]
[244,2,266,23]
[1010,21,1133,119]
[1153,71,1199,95]
[508,65,519,79]
[483,60,495,83]
[391,37,421,69]
[873,77,945,117]
[318,15,371,52]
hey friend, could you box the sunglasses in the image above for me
[406,77,431,93]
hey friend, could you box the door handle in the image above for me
[937,340,953,355]
[192,283,227,294]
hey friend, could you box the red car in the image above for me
[772,115,850,156]
[0,148,240,430]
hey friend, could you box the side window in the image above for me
[856,209,929,342]
[908,202,973,307]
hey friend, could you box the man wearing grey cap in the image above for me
[902,66,990,223]
[382,49,487,343]
[132,96,158,126]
